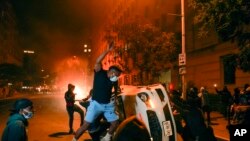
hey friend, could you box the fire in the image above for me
[73,84,86,100]
[54,56,93,100]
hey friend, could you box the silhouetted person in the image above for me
[182,100,217,141]
[199,87,211,125]
[233,87,241,105]
[65,83,84,134]
[215,86,232,118]
[112,116,151,141]
[169,89,186,138]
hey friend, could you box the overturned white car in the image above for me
[115,84,177,141]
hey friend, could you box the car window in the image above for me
[155,88,165,102]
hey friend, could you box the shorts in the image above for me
[85,100,118,123]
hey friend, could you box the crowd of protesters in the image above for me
[167,81,250,141]
[230,84,250,125]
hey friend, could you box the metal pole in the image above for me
[181,0,186,100]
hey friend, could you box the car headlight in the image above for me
[138,92,149,102]
[137,92,155,108]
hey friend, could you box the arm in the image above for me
[94,41,114,72]
[82,92,92,101]
[215,88,220,94]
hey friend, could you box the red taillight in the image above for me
[169,83,174,91]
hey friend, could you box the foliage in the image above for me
[114,21,180,83]
[189,0,250,71]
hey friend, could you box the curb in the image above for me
[216,135,229,141]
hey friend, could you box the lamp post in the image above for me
[170,0,186,99]
[180,0,186,100]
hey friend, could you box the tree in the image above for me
[114,21,180,84]
[189,0,250,71]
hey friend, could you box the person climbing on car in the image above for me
[73,41,122,141]
[79,89,110,141]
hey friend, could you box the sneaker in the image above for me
[100,133,112,141]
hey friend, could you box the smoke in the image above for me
[54,56,93,99]
[11,0,112,71]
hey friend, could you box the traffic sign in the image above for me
[179,67,186,74]
[179,53,186,66]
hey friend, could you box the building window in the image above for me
[223,55,236,84]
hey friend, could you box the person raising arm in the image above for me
[73,41,122,141]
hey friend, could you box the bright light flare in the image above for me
[213,83,217,87]
[74,85,85,100]
[148,99,155,109]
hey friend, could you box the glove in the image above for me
[72,137,77,141]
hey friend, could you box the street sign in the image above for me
[179,53,186,66]
[179,67,186,74]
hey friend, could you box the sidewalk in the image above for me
[210,111,230,141]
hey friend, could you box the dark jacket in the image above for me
[1,113,28,141]
[65,90,75,107]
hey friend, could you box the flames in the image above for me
[54,56,93,100]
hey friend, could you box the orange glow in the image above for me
[74,84,85,100]
[55,56,93,100]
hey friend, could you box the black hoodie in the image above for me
[1,113,28,141]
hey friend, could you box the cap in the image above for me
[12,98,33,112]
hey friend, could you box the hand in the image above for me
[173,110,180,115]
[72,137,77,141]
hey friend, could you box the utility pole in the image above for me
[180,0,186,100]
[168,0,186,99]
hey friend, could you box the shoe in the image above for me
[100,133,112,141]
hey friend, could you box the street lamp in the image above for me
[83,44,91,53]
[23,50,35,54]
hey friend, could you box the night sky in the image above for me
[10,0,112,71]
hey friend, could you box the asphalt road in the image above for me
[0,93,91,141]
[0,93,229,141]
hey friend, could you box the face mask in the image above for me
[22,109,33,119]
[110,76,118,82]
